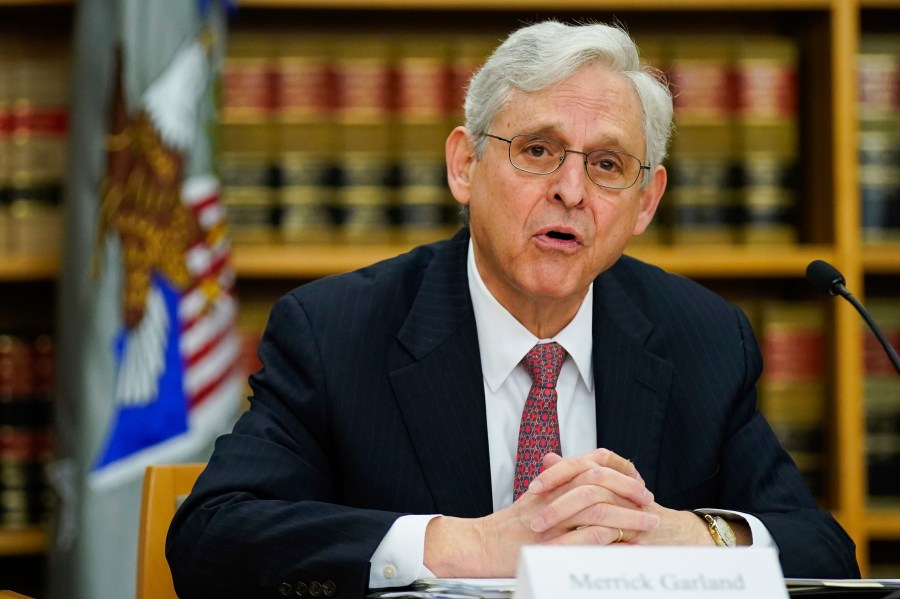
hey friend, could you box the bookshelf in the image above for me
[0,0,72,572]
[0,529,45,557]
[864,245,900,273]
[230,242,841,279]
[859,0,900,576]
[0,256,57,282]
[1,0,899,579]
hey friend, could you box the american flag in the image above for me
[89,39,241,490]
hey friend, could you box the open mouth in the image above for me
[546,231,576,241]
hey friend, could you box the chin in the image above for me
[523,279,587,302]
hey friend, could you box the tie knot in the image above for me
[522,342,567,389]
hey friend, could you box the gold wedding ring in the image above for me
[615,528,624,543]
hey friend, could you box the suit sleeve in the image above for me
[166,293,403,599]
[720,310,860,579]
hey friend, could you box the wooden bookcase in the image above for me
[0,4,71,591]
[1,0,899,579]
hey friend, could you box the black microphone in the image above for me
[806,259,900,376]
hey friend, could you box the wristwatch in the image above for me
[702,514,737,547]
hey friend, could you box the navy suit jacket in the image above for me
[167,228,859,599]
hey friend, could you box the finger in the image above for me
[543,525,631,547]
[573,463,653,506]
[529,448,644,495]
[533,462,652,509]
[531,486,659,533]
[590,448,642,481]
[528,452,615,495]
[554,502,659,533]
[542,452,563,469]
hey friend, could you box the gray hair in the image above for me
[464,20,674,186]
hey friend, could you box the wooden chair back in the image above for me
[136,463,205,599]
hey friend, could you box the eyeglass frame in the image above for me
[479,132,651,190]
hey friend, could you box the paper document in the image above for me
[785,578,900,596]
[368,578,515,598]
[369,578,900,598]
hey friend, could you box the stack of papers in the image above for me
[369,578,515,598]
[785,578,900,596]
[369,578,900,598]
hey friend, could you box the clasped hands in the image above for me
[424,447,713,578]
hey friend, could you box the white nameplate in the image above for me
[516,546,787,599]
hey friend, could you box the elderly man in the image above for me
[167,20,858,599]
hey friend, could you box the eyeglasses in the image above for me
[481,133,650,190]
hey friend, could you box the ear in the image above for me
[632,165,667,237]
[446,126,476,207]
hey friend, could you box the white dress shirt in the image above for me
[368,241,775,588]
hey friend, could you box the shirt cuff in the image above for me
[695,508,779,551]
[369,514,440,589]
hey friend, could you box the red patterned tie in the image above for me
[513,342,567,500]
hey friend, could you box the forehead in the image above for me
[496,64,645,151]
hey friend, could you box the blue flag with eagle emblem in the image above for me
[50,1,239,597]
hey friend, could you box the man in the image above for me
[167,20,859,599]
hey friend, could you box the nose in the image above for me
[551,150,588,208]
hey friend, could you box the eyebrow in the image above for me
[522,126,635,154]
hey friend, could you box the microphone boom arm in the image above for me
[833,283,900,377]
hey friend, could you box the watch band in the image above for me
[703,514,737,547]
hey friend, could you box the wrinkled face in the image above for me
[451,64,665,315]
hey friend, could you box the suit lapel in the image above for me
[592,263,673,492]
[387,240,675,512]
[389,230,493,518]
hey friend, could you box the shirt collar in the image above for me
[467,239,594,393]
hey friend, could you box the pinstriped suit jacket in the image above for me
[167,228,859,599]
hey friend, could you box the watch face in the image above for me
[715,517,737,547]
[704,514,737,547]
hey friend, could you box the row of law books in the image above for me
[219,120,460,246]
[863,298,900,502]
[738,296,900,504]
[858,34,900,245]
[220,29,484,245]
[223,30,487,123]
[641,34,799,246]
[0,35,67,256]
[0,333,54,530]
[743,299,829,502]
[219,30,802,246]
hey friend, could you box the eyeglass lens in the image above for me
[508,135,641,189]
